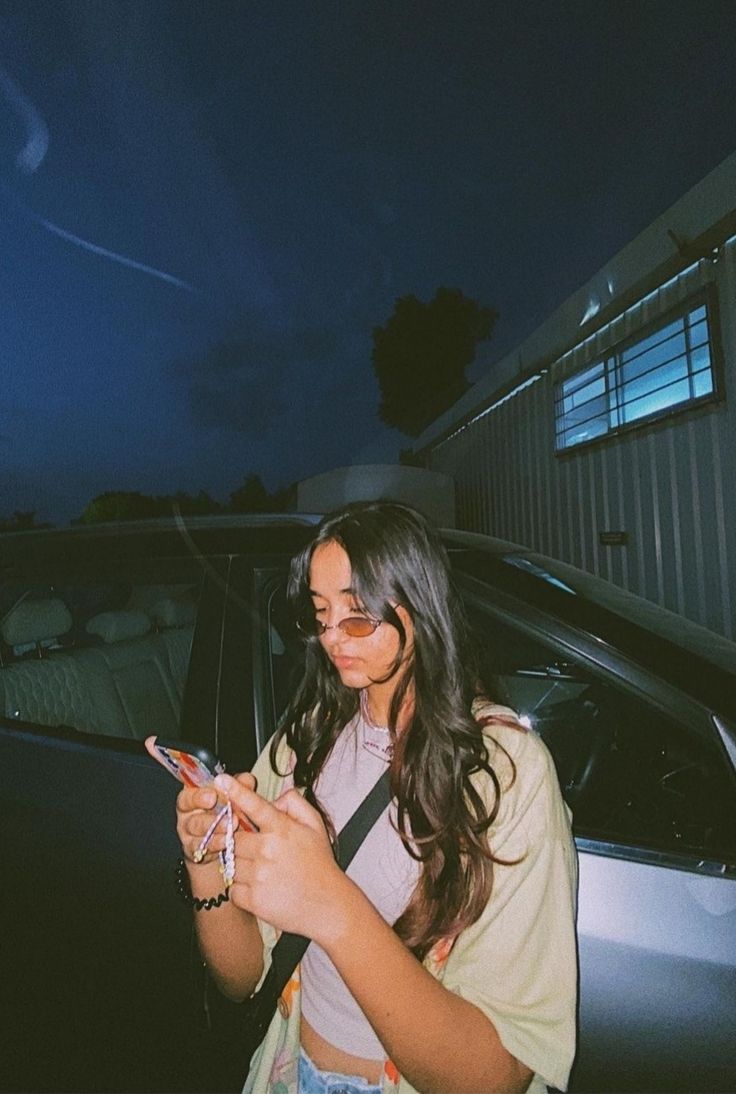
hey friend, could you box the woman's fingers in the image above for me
[273,787,325,832]
[177,785,230,862]
[177,783,220,814]
[214,773,280,832]
[172,767,259,863]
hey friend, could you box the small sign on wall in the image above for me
[599,531,628,546]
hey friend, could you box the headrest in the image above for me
[86,610,151,644]
[150,597,196,628]
[1,598,73,646]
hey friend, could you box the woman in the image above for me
[166,502,577,1094]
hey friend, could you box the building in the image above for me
[297,464,455,527]
[412,152,736,641]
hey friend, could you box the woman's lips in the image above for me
[332,655,357,669]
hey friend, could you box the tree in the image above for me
[229,474,272,513]
[0,510,52,532]
[170,490,222,517]
[372,287,497,436]
[77,490,223,524]
[77,491,165,524]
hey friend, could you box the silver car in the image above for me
[1,517,734,1091]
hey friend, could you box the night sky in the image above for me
[2,0,736,526]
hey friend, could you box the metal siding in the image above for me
[686,417,708,626]
[425,240,736,640]
[667,428,685,617]
[709,411,733,638]
[535,377,550,555]
[648,432,665,607]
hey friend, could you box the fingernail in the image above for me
[214,774,229,791]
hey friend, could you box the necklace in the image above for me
[360,690,393,762]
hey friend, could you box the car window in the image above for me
[0,561,202,742]
[469,608,736,866]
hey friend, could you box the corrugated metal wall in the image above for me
[427,240,736,640]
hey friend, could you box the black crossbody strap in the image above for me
[249,767,392,1028]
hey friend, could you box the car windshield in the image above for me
[445,530,736,678]
[511,550,736,677]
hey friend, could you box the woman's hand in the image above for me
[143,736,254,865]
[213,773,351,941]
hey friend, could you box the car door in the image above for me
[458,583,736,1093]
[0,550,238,1092]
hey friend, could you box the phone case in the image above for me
[151,741,225,788]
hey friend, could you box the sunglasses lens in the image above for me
[342,617,378,637]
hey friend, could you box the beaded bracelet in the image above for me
[175,857,230,911]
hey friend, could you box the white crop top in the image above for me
[300,713,421,1060]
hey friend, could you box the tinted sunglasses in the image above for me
[297,615,382,639]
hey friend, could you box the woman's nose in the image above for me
[320,616,345,648]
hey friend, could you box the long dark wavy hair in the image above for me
[271,501,513,961]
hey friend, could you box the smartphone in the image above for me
[150,738,225,788]
[148,736,257,831]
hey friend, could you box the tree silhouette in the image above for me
[0,510,52,532]
[77,492,165,523]
[229,474,272,513]
[77,490,222,524]
[372,287,497,436]
[74,477,292,525]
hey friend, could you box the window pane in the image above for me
[693,367,714,398]
[562,361,604,399]
[557,395,609,448]
[556,363,610,449]
[621,330,686,382]
[623,357,687,404]
[620,316,682,364]
[623,377,691,423]
[688,318,709,349]
[0,563,201,740]
[559,414,609,448]
[563,375,605,415]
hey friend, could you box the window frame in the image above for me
[554,287,724,454]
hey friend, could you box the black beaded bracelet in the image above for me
[175,858,230,911]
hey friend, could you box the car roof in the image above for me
[444,528,735,718]
[0,513,321,567]
[3,514,732,716]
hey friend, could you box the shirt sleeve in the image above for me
[439,728,578,1092]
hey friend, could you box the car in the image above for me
[1,514,734,1093]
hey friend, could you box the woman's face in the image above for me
[308,539,413,698]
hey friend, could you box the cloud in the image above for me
[189,373,284,435]
[176,323,341,435]
[0,63,49,174]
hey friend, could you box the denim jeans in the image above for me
[297,1048,382,1094]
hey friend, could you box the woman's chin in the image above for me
[334,665,369,689]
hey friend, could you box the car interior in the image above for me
[0,575,198,740]
[468,607,736,866]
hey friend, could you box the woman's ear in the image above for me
[395,604,415,657]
